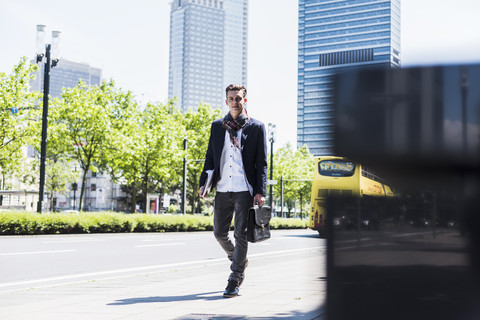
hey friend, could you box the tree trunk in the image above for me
[78,165,88,211]
[50,191,54,212]
[300,192,303,220]
[131,181,137,213]
[143,160,149,213]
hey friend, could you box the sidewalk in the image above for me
[0,247,325,319]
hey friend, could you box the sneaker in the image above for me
[239,259,249,287]
[223,279,239,298]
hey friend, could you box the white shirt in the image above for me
[216,130,253,195]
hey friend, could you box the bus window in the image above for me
[319,160,356,177]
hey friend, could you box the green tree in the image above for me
[183,104,222,214]
[49,80,136,211]
[0,58,41,186]
[104,100,184,213]
[45,157,79,211]
[273,143,314,219]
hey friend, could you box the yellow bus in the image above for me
[309,156,394,237]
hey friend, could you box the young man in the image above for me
[199,84,267,298]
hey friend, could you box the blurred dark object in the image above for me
[326,196,480,320]
[335,65,480,170]
[327,64,480,320]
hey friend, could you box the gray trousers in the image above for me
[213,191,252,282]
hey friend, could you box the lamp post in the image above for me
[36,25,60,213]
[182,137,188,214]
[268,123,276,209]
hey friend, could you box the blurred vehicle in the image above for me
[309,156,394,237]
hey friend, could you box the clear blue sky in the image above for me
[1,0,480,149]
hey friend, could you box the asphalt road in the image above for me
[0,229,325,293]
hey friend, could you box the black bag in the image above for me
[247,205,272,243]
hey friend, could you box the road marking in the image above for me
[0,246,323,290]
[248,246,325,258]
[135,242,186,248]
[335,242,394,251]
[336,238,372,243]
[0,250,76,256]
[390,231,434,237]
[42,239,107,244]
[140,237,197,242]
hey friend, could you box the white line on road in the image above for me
[135,242,186,248]
[140,237,197,242]
[336,238,372,243]
[0,250,76,256]
[0,246,324,290]
[41,239,107,244]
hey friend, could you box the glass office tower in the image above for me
[297,0,400,155]
[168,0,248,113]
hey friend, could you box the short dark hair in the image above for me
[225,84,247,98]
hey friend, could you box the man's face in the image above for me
[226,90,247,119]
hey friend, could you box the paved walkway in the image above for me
[0,245,325,319]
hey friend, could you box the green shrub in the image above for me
[0,211,307,235]
[167,204,179,214]
[270,217,309,229]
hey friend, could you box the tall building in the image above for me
[168,0,248,112]
[30,59,102,97]
[297,0,400,155]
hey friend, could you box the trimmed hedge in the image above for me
[0,211,308,235]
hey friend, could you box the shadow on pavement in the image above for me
[107,291,224,305]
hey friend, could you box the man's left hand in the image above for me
[253,194,265,207]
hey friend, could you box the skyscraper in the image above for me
[297,0,400,155]
[30,59,102,98]
[168,0,248,113]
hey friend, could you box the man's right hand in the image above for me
[199,186,205,198]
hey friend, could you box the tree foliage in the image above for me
[182,104,222,214]
[0,59,315,217]
[273,143,314,218]
[104,100,184,213]
[48,80,136,210]
[45,157,79,211]
[0,58,41,183]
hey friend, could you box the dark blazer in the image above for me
[199,117,268,196]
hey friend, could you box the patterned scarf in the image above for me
[222,111,249,148]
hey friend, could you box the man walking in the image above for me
[199,84,267,298]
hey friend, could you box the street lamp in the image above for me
[268,123,276,209]
[182,137,188,214]
[36,25,61,213]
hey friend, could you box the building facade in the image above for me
[168,0,248,113]
[30,59,102,98]
[53,170,129,212]
[297,0,401,155]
